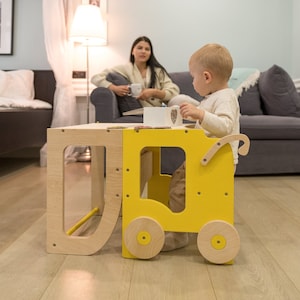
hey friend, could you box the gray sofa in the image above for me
[91,65,300,175]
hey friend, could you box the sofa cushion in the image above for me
[106,72,142,113]
[238,83,264,115]
[259,65,300,117]
[170,72,202,101]
[227,68,263,115]
[240,115,300,139]
[114,115,143,123]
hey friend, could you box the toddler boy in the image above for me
[162,43,240,251]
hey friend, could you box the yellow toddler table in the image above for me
[122,127,249,264]
[47,123,249,264]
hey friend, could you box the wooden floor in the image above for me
[1,158,300,300]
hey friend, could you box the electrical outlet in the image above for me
[72,71,86,79]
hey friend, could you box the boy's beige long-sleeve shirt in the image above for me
[91,63,179,107]
[195,88,240,164]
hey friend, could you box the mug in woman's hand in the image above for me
[128,83,142,97]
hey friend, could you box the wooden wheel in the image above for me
[124,217,164,259]
[197,220,240,264]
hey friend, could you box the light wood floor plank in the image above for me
[41,229,134,300]
[0,215,66,300]
[207,221,300,300]
[0,161,46,252]
[128,236,216,300]
[1,160,300,299]
[235,177,300,291]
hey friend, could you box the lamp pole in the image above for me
[70,4,107,162]
[76,42,92,162]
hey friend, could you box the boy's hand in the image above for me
[180,103,204,121]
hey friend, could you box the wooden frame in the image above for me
[47,124,123,255]
[0,0,14,55]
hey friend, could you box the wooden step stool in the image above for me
[47,124,249,264]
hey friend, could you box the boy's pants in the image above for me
[169,162,186,212]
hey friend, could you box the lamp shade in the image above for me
[70,4,106,46]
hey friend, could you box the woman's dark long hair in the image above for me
[129,36,169,88]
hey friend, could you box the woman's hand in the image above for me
[109,84,130,97]
[136,88,152,100]
[137,88,165,101]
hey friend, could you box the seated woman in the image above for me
[91,36,179,108]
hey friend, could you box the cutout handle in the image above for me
[201,134,250,166]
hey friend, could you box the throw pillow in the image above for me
[106,72,142,113]
[0,69,35,100]
[238,83,264,115]
[227,68,262,115]
[259,64,300,117]
[0,72,5,95]
[228,68,260,97]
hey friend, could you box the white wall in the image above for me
[1,0,299,78]
[0,0,49,69]
[292,0,300,77]
[77,0,300,78]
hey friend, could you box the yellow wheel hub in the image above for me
[137,231,151,245]
[211,234,226,250]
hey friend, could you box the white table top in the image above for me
[49,123,193,131]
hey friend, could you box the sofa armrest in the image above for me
[90,87,121,122]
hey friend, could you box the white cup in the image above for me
[128,83,142,97]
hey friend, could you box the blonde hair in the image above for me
[189,43,233,82]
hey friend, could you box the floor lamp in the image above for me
[70,4,106,162]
